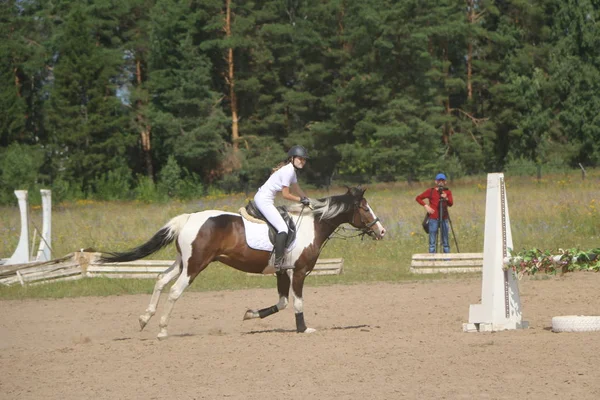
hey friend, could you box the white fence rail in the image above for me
[0,252,344,286]
[246,257,344,276]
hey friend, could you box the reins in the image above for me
[293,197,379,277]
[329,226,374,240]
[316,202,378,241]
[293,204,309,232]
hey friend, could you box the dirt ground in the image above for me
[1,273,600,400]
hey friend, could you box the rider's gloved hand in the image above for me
[300,197,310,206]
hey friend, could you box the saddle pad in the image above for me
[238,207,264,224]
[241,216,296,252]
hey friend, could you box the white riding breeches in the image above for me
[254,194,288,234]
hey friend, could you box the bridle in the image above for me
[303,197,379,278]
[353,200,380,239]
[310,195,381,241]
[304,196,380,277]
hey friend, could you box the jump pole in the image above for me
[463,173,529,332]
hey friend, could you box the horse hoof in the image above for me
[302,327,317,334]
[139,315,149,331]
[243,310,257,320]
[157,331,168,341]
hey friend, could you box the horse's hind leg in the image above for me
[243,271,291,320]
[156,269,192,340]
[139,255,181,331]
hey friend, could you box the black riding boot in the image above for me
[274,232,288,271]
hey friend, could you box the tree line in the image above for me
[1,0,599,204]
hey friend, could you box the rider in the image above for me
[254,145,311,271]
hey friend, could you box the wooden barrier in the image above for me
[82,254,175,279]
[410,253,483,274]
[311,258,344,275]
[0,253,81,286]
[0,252,344,286]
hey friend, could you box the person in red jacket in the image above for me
[416,173,454,253]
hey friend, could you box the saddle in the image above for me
[239,201,297,248]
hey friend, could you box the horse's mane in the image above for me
[288,188,364,221]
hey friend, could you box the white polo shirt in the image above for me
[256,163,297,202]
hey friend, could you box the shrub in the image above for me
[51,175,85,204]
[134,175,163,203]
[177,171,204,199]
[0,143,44,205]
[93,167,132,201]
[157,156,184,198]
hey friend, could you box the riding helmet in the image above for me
[288,145,310,159]
[435,173,447,181]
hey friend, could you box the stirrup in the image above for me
[274,260,293,271]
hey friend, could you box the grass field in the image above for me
[1,171,599,299]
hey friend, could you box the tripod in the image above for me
[435,189,460,253]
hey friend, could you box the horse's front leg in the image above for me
[243,270,291,320]
[291,270,315,333]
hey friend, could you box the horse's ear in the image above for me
[350,186,366,199]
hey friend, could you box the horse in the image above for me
[98,186,386,339]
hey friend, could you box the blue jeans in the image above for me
[428,219,450,253]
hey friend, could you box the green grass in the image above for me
[2,170,600,300]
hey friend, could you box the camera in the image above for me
[438,186,449,199]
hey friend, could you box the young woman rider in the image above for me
[253,145,311,271]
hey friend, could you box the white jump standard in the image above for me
[4,190,30,265]
[2,190,52,266]
[463,173,529,332]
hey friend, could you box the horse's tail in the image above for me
[98,214,191,263]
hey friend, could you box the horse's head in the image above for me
[347,187,386,240]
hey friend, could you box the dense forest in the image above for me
[1,0,599,203]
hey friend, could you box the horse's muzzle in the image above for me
[368,225,385,240]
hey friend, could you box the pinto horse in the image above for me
[99,187,385,339]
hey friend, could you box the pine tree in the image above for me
[147,0,227,182]
[0,1,28,146]
[0,0,49,147]
[238,0,345,184]
[118,0,156,178]
[484,0,558,168]
[548,0,600,166]
[332,0,446,181]
[44,4,129,190]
